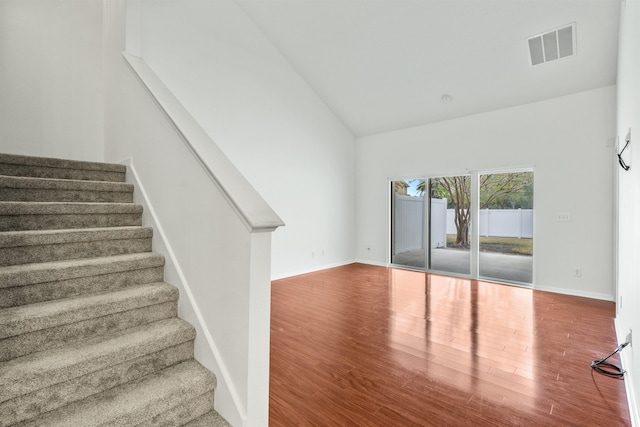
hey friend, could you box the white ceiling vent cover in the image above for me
[528,24,575,66]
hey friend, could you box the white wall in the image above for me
[357,86,616,300]
[0,0,104,161]
[131,0,356,279]
[615,0,640,423]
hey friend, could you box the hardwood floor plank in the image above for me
[270,263,630,426]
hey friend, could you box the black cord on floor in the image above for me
[591,342,630,378]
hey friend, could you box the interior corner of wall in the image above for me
[124,0,143,57]
[615,317,640,426]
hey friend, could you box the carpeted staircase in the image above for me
[0,153,230,426]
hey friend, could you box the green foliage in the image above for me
[479,172,533,209]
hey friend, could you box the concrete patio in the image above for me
[392,248,533,284]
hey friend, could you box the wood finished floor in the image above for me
[269,263,630,426]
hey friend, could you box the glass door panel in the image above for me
[478,172,533,284]
[428,176,471,275]
[391,179,425,268]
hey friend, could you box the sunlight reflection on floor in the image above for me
[388,268,536,408]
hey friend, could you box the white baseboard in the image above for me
[533,284,614,302]
[299,259,615,303]
[120,158,245,427]
[272,259,357,281]
[616,318,639,427]
[354,259,389,268]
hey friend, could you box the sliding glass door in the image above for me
[390,170,534,286]
[478,172,533,284]
[391,179,425,269]
[390,175,471,276]
[428,176,470,275]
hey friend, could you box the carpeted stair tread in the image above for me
[0,254,166,308]
[0,201,142,215]
[0,300,177,362]
[0,253,165,289]
[135,392,215,427]
[0,342,194,426]
[0,318,196,403]
[0,175,133,203]
[12,359,215,427]
[0,175,133,193]
[0,153,126,174]
[0,227,153,266]
[0,282,178,339]
[185,410,232,426]
[0,153,126,182]
[0,226,152,248]
[0,202,143,231]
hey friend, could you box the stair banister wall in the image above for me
[103,2,283,426]
[122,54,284,233]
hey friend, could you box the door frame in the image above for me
[388,167,535,286]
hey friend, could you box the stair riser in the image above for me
[0,341,194,427]
[0,266,165,308]
[0,285,178,339]
[184,410,230,427]
[138,392,214,427]
[69,364,216,427]
[0,164,125,183]
[0,238,152,267]
[1,301,177,362]
[0,188,133,203]
[0,214,142,231]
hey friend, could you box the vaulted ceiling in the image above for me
[237,0,621,137]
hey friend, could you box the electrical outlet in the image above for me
[626,329,633,347]
[557,212,571,222]
[573,268,582,277]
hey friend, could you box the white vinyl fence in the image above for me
[394,194,424,253]
[447,208,533,238]
[394,194,533,254]
[393,194,447,253]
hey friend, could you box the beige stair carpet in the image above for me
[0,153,229,426]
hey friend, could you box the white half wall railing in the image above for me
[123,54,284,233]
[122,52,284,427]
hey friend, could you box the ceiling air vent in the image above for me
[528,23,575,66]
